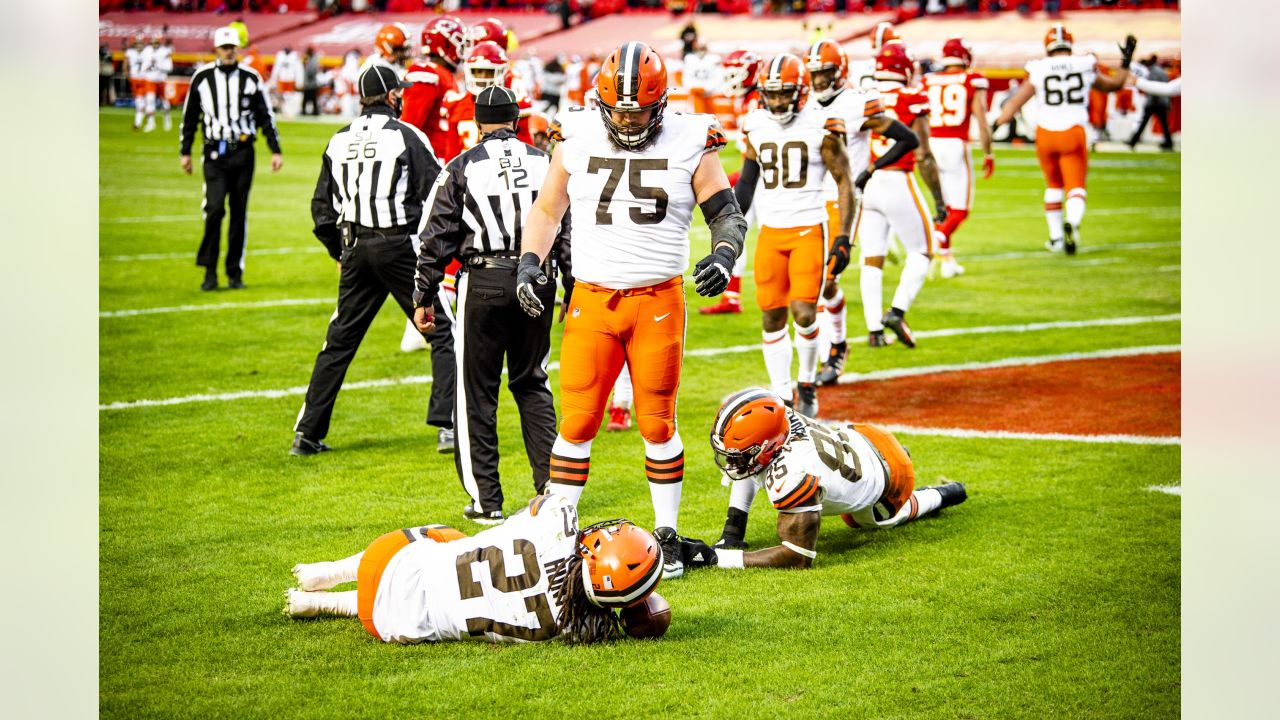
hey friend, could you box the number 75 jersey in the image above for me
[758,412,889,517]
[1024,54,1098,132]
[553,108,727,290]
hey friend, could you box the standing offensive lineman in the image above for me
[994,24,1136,255]
[516,41,747,579]
[413,86,573,526]
[291,65,443,456]
[922,37,995,278]
[180,26,282,292]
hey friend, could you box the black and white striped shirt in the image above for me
[179,62,281,155]
[414,129,571,303]
[310,106,442,259]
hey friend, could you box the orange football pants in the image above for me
[558,277,686,444]
[1035,125,1088,190]
[356,530,412,640]
[838,424,917,531]
[755,223,828,310]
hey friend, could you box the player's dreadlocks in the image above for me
[554,556,623,645]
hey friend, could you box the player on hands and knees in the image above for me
[994,24,1136,255]
[735,53,856,420]
[704,388,967,568]
[516,41,743,579]
[285,495,665,644]
[858,42,944,350]
[922,37,995,278]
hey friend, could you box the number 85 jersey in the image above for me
[1024,54,1098,132]
[759,412,888,517]
[553,108,727,290]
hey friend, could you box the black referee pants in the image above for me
[295,232,450,442]
[197,143,254,279]
[453,265,557,513]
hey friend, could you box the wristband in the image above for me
[715,548,744,569]
[781,541,817,559]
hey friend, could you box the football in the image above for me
[620,592,671,639]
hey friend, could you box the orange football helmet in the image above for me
[722,49,763,98]
[1045,23,1074,54]
[871,22,900,53]
[760,53,810,124]
[464,41,510,96]
[711,388,791,480]
[596,41,668,150]
[875,42,915,84]
[374,23,409,63]
[941,37,974,68]
[805,39,848,103]
[578,520,662,608]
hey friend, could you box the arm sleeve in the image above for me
[248,72,282,154]
[733,158,760,214]
[179,71,204,155]
[310,149,342,260]
[871,119,919,170]
[414,160,467,307]
[553,209,573,278]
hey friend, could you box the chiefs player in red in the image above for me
[922,37,994,279]
[700,48,762,317]
[401,16,469,162]
[469,17,514,53]
[441,42,535,161]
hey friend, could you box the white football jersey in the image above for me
[149,45,172,82]
[125,47,142,77]
[1024,55,1098,132]
[815,86,883,201]
[756,411,887,518]
[554,108,725,289]
[371,494,581,644]
[849,59,876,90]
[740,105,844,228]
[138,45,155,80]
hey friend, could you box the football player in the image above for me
[360,23,411,74]
[735,53,856,419]
[994,24,1136,255]
[858,42,945,350]
[286,495,663,645]
[401,16,467,159]
[700,48,762,317]
[515,41,747,579]
[470,17,514,53]
[708,388,967,569]
[922,37,995,278]
[804,39,918,386]
[441,42,536,159]
[149,35,174,132]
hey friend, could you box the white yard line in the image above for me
[99,318,1180,411]
[879,424,1181,446]
[836,344,1180,385]
[104,246,326,262]
[1147,485,1183,495]
[964,240,1180,262]
[1157,265,1181,272]
[908,313,1179,341]
[100,298,332,318]
[102,211,296,224]
[1069,257,1125,267]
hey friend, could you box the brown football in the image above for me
[621,592,671,639]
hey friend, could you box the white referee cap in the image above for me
[213,27,241,49]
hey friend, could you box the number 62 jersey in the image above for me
[1024,54,1098,132]
[370,494,581,644]
[755,411,889,518]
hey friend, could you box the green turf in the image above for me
[99,108,1180,719]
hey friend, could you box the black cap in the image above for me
[474,86,520,125]
[359,65,410,98]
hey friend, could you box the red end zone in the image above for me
[820,353,1180,438]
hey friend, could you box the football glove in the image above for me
[1119,34,1138,69]
[934,206,949,226]
[693,245,736,297]
[828,234,853,277]
[680,536,719,568]
[516,252,548,318]
[982,154,995,179]
[854,168,874,191]
[558,273,575,323]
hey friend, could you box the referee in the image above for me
[413,86,572,524]
[180,26,282,292]
[291,64,443,456]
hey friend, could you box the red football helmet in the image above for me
[871,22,900,53]
[711,388,791,480]
[1044,23,1073,54]
[721,49,762,98]
[469,18,513,53]
[578,520,662,608]
[804,39,848,103]
[374,23,409,63]
[422,16,469,67]
[874,42,915,84]
[759,53,810,124]
[464,41,510,96]
[941,37,974,68]
[596,41,669,150]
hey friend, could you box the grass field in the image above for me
[99,108,1180,719]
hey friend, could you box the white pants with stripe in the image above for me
[858,170,935,258]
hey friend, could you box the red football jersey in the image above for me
[733,88,761,120]
[401,60,457,159]
[923,69,989,140]
[870,83,931,172]
[443,88,534,160]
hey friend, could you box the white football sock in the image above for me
[761,327,793,399]
[645,435,684,531]
[794,320,820,384]
[292,551,363,591]
[816,294,832,360]
[1065,188,1087,228]
[860,265,884,332]
[287,588,358,618]
[611,363,633,408]
[728,478,760,513]
[1044,188,1065,240]
[826,288,847,344]
[548,436,592,506]
[891,253,931,313]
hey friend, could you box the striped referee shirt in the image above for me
[179,62,281,155]
[414,128,571,305]
[310,105,443,259]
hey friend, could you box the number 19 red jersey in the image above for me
[923,69,989,141]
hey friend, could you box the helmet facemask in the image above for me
[809,66,844,104]
[761,86,802,125]
[599,96,666,151]
[711,433,775,480]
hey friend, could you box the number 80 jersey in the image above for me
[758,412,889,517]
[740,106,846,229]
[553,108,727,290]
[1024,54,1098,132]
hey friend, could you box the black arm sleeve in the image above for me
[179,70,205,156]
[871,119,918,171]
[413,161,467,307]
[733,158,760,214]
[310,149,341,260]
[699,187,747,258]
[249,72,282,154]
[553,209,573,281]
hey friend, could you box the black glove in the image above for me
[1119,34,1138,70]
[515,252,548,318]
[693,245,736,297]
[934,206,949,226]
[680,536,719,568]
[828,234,852,276]
[854,169,873,191]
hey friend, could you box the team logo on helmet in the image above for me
[464,41,510,96]
[874,43,916,84]
[722,49,763,98]
[422,16,469,67]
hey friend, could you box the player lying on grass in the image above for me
[704,387,968,569]
[285,494,663,644]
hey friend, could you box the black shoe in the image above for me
[713,536,748,551]
[227,276,245,289]
[290,432,332,456]
[437,428,455,454]
[653,526,685,579]
[816,341,847,386]
[868,329,890,348]
[920,481,967,512]
[201,271,217,292]
[462,501,504,525]
[881,308,915,348]
[795,382,819,419]
[1063,223,1078,256]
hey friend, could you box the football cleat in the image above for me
[1063,222,1078,256]
[868,329,890,348]
[290,432,332,456]
[816,341,847,386]
[437,427,456,454]
[292,561,343,592]
[795,382,819,419]
[462,501,504,525]
[401,320,429,352]
[881,308,916,348]
[605,405,632,431]
[227,276,245,290]
[652,526,685,580]
[920,481,968,512]
[938,252,965,278]
[698,296,742,315]
[1045,238,1064,253]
